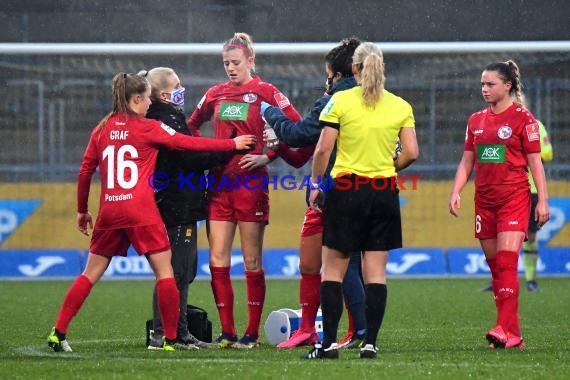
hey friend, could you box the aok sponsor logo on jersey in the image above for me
[218,102,249,120]
[477,144,505,163]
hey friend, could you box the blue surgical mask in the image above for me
[168,87,185,106]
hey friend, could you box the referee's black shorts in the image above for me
[323,174,402,255]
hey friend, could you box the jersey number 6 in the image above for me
[475,214,482,234]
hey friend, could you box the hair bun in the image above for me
[340,37,361,48]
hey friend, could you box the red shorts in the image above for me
[300,207,324,237]
[474,188,530,240]
[208,176,269,223]
[90,223,170,257]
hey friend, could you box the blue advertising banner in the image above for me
[99,247,289,279]
[447,248,490,275]
[0,246,568,279]
[0,249,82,278]
[194,247,447,278]
[447,247,570,276]
[386,248,447,275]
[537,198,570,246]
[196,248,299,278]
[538,248,570,275]
[101,247,155,278]
[0,200,42,245]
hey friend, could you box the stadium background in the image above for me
[0,0,568,278]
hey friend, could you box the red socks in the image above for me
[210,267,266,338]
[55,274,93,333]
[210,266,236,336]
[156,277,180,341]
[493,250,520,335]
[487,257,502,321]
[299,273,321,333]
[486,257,498,279]
[55,274,182,341]
[245,269,266,337]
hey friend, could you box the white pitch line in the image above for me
[13,339,570,369]
[14,338,126,359]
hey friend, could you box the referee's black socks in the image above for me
[320,281,343,349]
[365,283,388,347]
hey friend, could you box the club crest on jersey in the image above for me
[497,125,512,140]
[525,123,539,141]
[273,92,290,109]
[243,93,257,103]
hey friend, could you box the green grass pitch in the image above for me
[1,278,569,379]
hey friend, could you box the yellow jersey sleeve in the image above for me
[319,95,341,128]
[402,104,415,128]
[538,120,553,162]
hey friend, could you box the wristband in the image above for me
[311,182,321,191]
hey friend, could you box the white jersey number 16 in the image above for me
[102,145,138,190]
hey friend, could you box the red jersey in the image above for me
[464,104,541,203]
[77,113,236,229]
[187,76,302,176]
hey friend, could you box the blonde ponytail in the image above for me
[352,43,385,108]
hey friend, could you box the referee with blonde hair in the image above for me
[304,42,419,360]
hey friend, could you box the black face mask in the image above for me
[325,76,335,94]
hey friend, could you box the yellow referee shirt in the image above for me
[529,120,553,193]
[320,87,415,178]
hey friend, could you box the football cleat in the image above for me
[359,344,378,359]
[147,338,164,350]
[526,281,541,292]
[174,340,199,350]
[506,332,525,349]
[303,343,339,360]
[277,330,319,349]
[47,327,72,352]
[233,334,260,349]
[214,333,238,348]
[486,325,507,349]
[337,331,365,349]
[162,338,177,352]
[180,333,217,349]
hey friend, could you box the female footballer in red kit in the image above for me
[47,72,255,352]
[449,60,549,349]
[187,32,306,348]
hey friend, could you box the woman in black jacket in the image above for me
[261,38,367,349]
[141,67,232,350]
